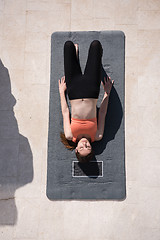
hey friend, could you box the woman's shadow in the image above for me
[0,59,33,225]
[76,66,123,178]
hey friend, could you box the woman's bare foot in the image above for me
[74,43,79,59]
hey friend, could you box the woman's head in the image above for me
[75,137,94,163]
[75,138,91,156]
[60,133,94,163]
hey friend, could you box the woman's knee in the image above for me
[64,40,74,49]
[90,40,102,48]
[90,40,103,56]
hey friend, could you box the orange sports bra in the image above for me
[71,117,97,143]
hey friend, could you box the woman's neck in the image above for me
[76,134,91,143]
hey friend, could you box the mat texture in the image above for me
[47,31,126,200]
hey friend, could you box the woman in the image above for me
[58,40,114,163]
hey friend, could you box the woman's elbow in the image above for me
[98,134,103,140]
[95,134,103,141]
[65,133,73,141]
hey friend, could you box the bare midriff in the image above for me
[70,98,98,119]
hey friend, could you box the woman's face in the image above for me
[75,138,92,156]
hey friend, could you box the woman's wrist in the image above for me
[104,91,110,97]
[60,90,65,96]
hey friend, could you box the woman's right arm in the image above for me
[95,76,114,141]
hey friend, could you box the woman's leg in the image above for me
[64,40,82,95]
[83,40,103,98]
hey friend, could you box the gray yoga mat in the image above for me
[47,31,126,200]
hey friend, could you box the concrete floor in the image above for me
[0,0,160,239]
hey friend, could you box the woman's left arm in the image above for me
[59,91,69,115]
[59,76,69,114]
[59,76,73,140]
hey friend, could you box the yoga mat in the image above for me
[47,31,126,200]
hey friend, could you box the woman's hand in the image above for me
[101,76,114,95]
[58,76,67,94]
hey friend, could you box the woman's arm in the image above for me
[59,76,69,114]
[60,91,73,140]
[95,92,110,141]
[59,76,73,140]
[59,91,69,115]
[95,76,114,141]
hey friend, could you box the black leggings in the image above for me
[64,40,103,100]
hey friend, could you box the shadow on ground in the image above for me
[0,59,33,225]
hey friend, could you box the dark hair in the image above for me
[60,132,94,162]
[75,149,94,163]
[60,132,76,150]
